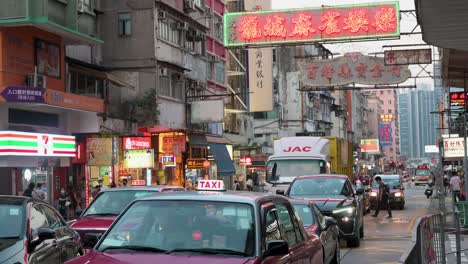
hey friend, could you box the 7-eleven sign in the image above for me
[40,135,53,155]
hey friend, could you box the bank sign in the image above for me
[224,2,400,47]
[0,131,76,157]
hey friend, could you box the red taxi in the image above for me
[66,180,324,264]
[68,186,185,249]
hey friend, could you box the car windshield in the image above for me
[372,178,401,189]
[416,170,430,176]
[83,190,156,216]
[97,200,255,257]
[0,205,24,239]
[288,178,349,197]
[291,204,315,227]
[266,160,326,184]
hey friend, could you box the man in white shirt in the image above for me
[450,173,461,203]
[32,183,47,201]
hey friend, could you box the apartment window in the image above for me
[388,100,392,104]
[254,133,263,138]
[214,14,223,40]
[159,72,184,101]
[388,109,392,114]
[118,13,132,36]
[69,70,105,98]
[380,91,384,95]
[206,61,213,80]
[194,0,204,9]
[9,108,59,127]
[215,62,225,84]
[387,90,391,94]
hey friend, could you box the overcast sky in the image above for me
[271,0,433,86]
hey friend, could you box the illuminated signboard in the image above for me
[380,114,393,123]
[360,139,379,153]
[450,92,466,107]
[379,123,393,147]
[123,137,152,150]
[162,155,176,167]
[384,49,432,65]
[123,149,155,169]
[0,131,75,157]
[224,2,400,47]
[187,158,207,169]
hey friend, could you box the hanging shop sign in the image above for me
[162,136,186,154]
[360,139,379,153]
[162,155,176,167]
[86,138,113,166]
[443,137,465,158]
[72,143,86,164]
[378,123,393,147]
[0,86,45,103]
[0,131,75,157]
[384,49,432,65]
[224,2,400,47]
[123,149,155,169]
[450,92,467,107]
[123,137,152,150]
[187,158,208,169]
[298,52,411,87]
[239,156,253,166]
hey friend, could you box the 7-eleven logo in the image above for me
[41,135,50,155]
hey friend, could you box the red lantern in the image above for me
[203,160,210,168]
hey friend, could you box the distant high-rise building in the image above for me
[398,84,440,160]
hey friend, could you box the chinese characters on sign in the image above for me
[450,92,467,108]
[123,149,154,169]
[225,2,400,47]
[123,137,152,150]
[187,159,207,169]
[298,53,411,87]
[384,49,432,65]
[379,123,393,147]
[360,139,379,153]
[443,138,465,158]
[162,155,176,167]
[0,86,45,103]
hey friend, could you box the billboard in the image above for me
[360,139,380,153]
[443,137,465,158]
[450,92,466,108]
[384,49,432,65]
[190,100,225,123]
[379,123,393,147]
[425,145,439,153]
[298,53,410,87]
[123,149,155,169]
[0,131,75,157]
[225,2,400,47]
[380,114,393,123]
[245,0,274,113]
[123,137,152,150]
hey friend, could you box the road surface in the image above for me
[340,184,430,264]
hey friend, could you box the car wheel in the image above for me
[399,204,405,210]
[330,241,340,264]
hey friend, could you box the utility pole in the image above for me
[464,71,468,198]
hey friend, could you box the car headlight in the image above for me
[370,191,378,197]
[394,192,402,197]
[333,207,354,214]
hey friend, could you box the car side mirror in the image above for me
[31,227,55,247]
[276,189,285,196]
[264,240,289,257]
[324,217,337,230]
[83,233,102,248]
[356,189,364,195]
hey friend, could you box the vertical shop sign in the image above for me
[379,123,393,146]
[246,0,273,112]
[86,138,113,166]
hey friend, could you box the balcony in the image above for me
[0,0,101,44]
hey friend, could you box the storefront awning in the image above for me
[209,144,235,177]
[189,134,208,147]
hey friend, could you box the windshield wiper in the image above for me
[0,236,20,239]
[166,248,249,256]
[101,245,167,253]
[85,213,118,216]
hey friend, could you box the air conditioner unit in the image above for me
[212,56,221,62]
[158,11,167,20]
[160,68,169,76]
[184,0,196,12]
[178,22,189,31]
[26,73,46,88]
[77,0,86,13]
[187,29,197,40]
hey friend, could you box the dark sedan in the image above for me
[369,175,405,210]
[0,195,82,264]
[290,199,340,264]
[286,175,364,247]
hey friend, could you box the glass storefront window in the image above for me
[21,168,51,203]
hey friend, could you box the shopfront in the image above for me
[122,137,155,186]
[0,131,75,203]
[157,132,186,187]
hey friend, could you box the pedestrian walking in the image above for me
[91,184,101,198]
[234,179,241,191]
[22,182,35,197]
[110,182,116,188]
[122,179,128,187]
[32,183,47,201]
[372,176,392,218]
[246,178,253,191]
[58,188,69,220]
[450,173,462,203]
[67,186,79,220]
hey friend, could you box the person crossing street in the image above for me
[372,176,392,218]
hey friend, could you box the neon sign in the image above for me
[379,123,393,147]
[224,2,400,47]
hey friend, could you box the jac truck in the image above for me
[265,136,353,194]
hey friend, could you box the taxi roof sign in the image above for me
[197,180,226,191]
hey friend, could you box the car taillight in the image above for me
[24,239,29,264]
